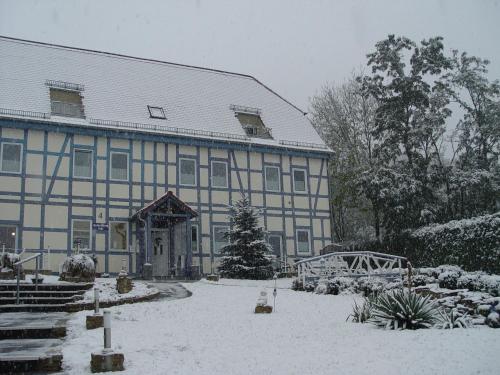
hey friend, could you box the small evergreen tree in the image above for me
[218,196,274,279]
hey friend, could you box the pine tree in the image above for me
[218,196,274,279]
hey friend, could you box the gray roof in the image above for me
[0,36,329,152]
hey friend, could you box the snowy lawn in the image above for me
[63,279,499,375]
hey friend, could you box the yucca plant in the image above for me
[370,289,438,330]
[347,295,378,323]
[435,308,472,329]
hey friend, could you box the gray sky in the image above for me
[1,0,499,113]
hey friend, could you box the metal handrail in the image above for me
[14,253,43,304]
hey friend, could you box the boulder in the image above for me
[116,275,133,294]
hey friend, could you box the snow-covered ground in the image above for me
[78,278,159,303]
[62,279,499,375]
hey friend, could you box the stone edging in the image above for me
[65,290,161,312]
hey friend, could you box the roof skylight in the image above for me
[148,105,166,119]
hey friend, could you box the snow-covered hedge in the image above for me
[358,213,500,273]
[410,213,500,273]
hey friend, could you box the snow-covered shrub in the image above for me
[370,289,439,330]
[303,282,315,292]
[356,277,387,296]
[291,278,303,291]
[327,277,356,295]
[417,267,438,278]
[411,274,432,287]
[0,252,24,279]
[457,273,485,292]
[383,280,404,290]
[438,271,462,289]
[435,308,472,329]
[481,275,500,297]
[59,254,96,282]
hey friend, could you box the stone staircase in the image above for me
[0,282,92,313]
[0,283,93,373]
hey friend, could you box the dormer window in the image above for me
[230,105,272,139]
[148,105,166,119]
[49,88,85,118]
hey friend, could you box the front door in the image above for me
[152,230,169,278]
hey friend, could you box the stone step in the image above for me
[0,282,93,292]
[0,289,87,298]
[0,312,69,340]
[0,304,69,313]
[0,339,63,373]
[0,296,82,305]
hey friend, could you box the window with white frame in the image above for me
[191,225,199,253]
[293,168,307,192]
[296,229,310,254]
[213,225,229,253]
[110,152,128,180]
[180,158,196,186]
[110,222,128,250]
[265,166,280,191]
[74,149,92,178]
[72,220,91,250]
[0,142,22,173]
[211,161,228,188]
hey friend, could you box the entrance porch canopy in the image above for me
[130,191,198,278]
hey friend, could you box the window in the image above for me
[110,152,128,181]
[110,222,128,251]
[191,225,199,253]
[0,143,22,173]
[268,234,282,258]
[72,220,91,250]
[50,88,85,118]
[296,229,310,254]
[148,105,166,119]
[211,161,228,188]
[74,149,92,178]
[293,168,307,192]
[213,226,229,254]
[265,166,280,191]
[235,113,272,139]
[180,158,196,186]
[0,225,17,250]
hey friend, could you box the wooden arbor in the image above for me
[130,191,198,279]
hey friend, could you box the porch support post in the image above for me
[185,216,192,278]
[146,214,152,264]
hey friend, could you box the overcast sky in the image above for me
[1,0,499,113]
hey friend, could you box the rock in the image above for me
[116,276,133,294]
[485,311,500,328]
[90,351,124,373]
[86,314,104,330]
[206,274,219,282]
[255,305,273,314]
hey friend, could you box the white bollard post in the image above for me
[103,310,111,352]
[94,288,100,315]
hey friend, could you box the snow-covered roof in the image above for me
[0,36,330,153]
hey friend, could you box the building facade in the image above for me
[0,36,333,276]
